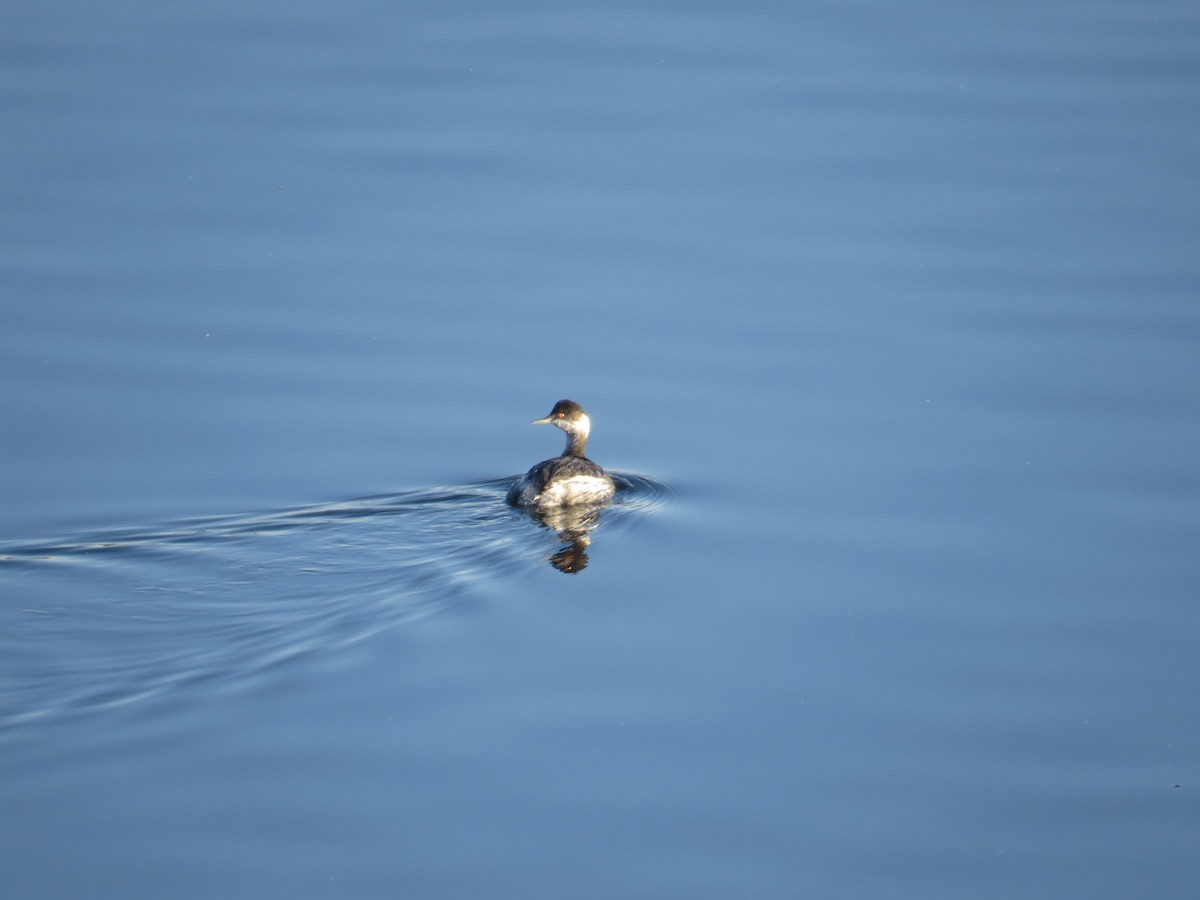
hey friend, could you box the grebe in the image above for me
[506,399,616,508]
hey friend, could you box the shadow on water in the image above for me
[514,473,661,574]
[0,474,671,734]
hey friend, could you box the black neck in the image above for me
[564,430,588,458]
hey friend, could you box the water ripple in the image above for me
[0,474,672,733]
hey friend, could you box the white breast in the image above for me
[533,475,614,507]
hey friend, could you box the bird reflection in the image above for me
[521,501,608,573]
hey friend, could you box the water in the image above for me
[3,0,1199,897]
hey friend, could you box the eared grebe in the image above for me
[506,399,616,508]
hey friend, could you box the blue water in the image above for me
[3,1,1199,897]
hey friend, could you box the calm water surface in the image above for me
[3,1,1198,897]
